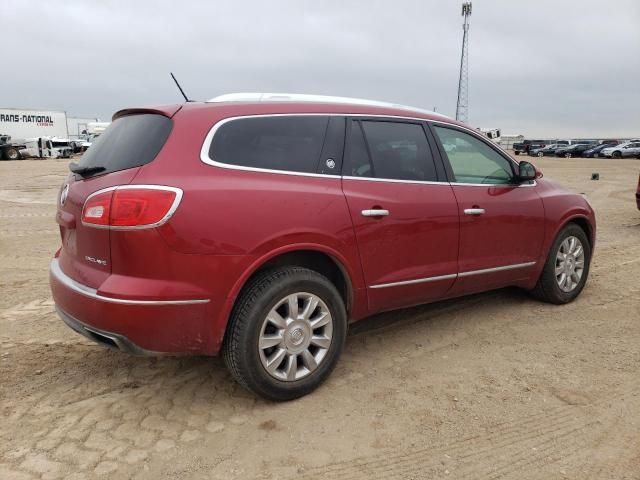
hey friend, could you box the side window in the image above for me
[346,121,373,178]
[433,126,515,184]
[347,120,438,181]
[209,116,329,173]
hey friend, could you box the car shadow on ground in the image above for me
[23,287,534,405]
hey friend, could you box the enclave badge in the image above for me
[60,184,69,206]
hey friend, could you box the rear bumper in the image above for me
[50,258,213,354]
[56,306,156,355]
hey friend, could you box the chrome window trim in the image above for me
[368,261,536,289]
[342,175,449,186]
[199,113,537,188]
[449,181,537,188]
[81,184,183,230]
[50,259,210,305]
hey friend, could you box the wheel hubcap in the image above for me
[258,292,333,381]
[555,236,585,292]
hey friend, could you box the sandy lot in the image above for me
[1,156,639,479]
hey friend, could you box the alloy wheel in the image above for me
[258,292,333,381]
[555,236,585,292]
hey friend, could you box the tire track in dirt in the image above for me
[0,298,55,320]
[295,384,638,480]
[0,212,53,218]
[304,412,592,480]
[0,229,58,237]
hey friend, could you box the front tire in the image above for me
[223,267,347,401]
[530,223,591,304]
[5,147,20,160]
[612,151,622,159]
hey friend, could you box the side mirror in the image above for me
[518,161,537,181]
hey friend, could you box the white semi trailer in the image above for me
[0,108,69,140]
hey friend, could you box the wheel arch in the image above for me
[565,216,594,248]
[211,245,357,355]
[245,249,354,313]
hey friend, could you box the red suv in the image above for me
[50,94,596,400]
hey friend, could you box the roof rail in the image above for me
[206,93,450,119]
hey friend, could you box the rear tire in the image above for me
[529,223,591,304]
[537,152,544,157]
[222,267,347,401]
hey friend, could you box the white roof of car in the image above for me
[207,93,451,119]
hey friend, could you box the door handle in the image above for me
[361,209,390,217]
[464,208,485,215]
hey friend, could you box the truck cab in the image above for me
[19,137,72,159]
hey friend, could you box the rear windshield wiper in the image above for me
[69,162,106,177]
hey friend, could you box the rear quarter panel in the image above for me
[131,106,366,353]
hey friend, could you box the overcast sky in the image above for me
[3,0,639,138]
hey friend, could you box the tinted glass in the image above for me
[78,114,172,175]
[359,121,437,181]
[210,116,329,173]
[433,126,514,184]
[346,122,373,177]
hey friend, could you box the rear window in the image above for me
[209,116,329,173]
[77,114,172,175]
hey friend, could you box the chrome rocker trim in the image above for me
[369,261,536,289]
[50,259,210,305]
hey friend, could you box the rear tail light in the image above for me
[81,186,182,229]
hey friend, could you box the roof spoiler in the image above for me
[112,105,183,121]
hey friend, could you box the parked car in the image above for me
[50,93,596,400]
[601,141,640,159]
[530,144,564,157]
[555,144,592,158]
[583,144,616,158]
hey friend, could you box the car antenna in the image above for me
[170,72,192,102]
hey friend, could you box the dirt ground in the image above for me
[1,155,639,480]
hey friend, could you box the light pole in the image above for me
[456,2,472,123]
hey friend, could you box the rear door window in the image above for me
[209,116,329,173]
[346,120,438,182]
[77,114,172,175]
